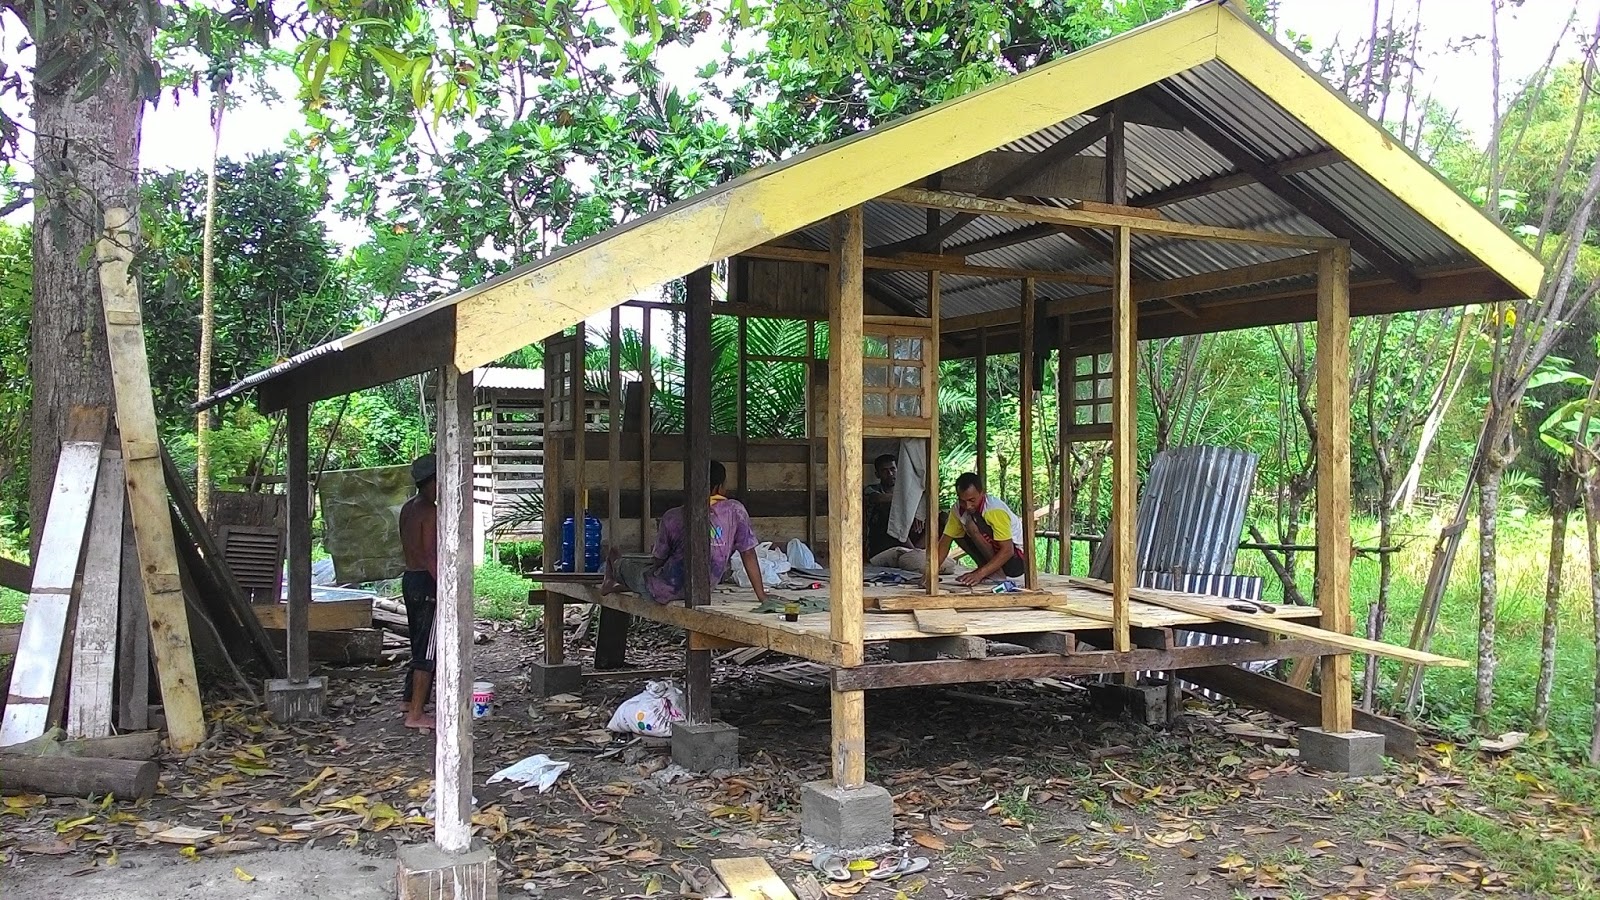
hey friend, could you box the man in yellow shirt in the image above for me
[934,472,1027,587]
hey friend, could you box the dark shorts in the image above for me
[402,570,437,676]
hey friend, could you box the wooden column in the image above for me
[684,268,715,725]
[926,271,941,597]
[609,307,623,548]
[827,207,867,788]
[1106,100,1128,205]
[1056,316,1073,575]
[1109,226,1136,653]
[1317,244,1354,733]
[572,323,588,573]
[975,328,989,486]
[434,364,476,853]
[1019,279,1039,589]
[640,308,654,551]
[286,404,313,684]
[541,337,562,571]
[806,323,818,547]
[737,294,749,495]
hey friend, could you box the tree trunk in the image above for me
[28,22,148,549]
[1534,472,1575,731]
[1362,495,1394,710]
[1585,474,1600,766]
[1474,462,1504,732]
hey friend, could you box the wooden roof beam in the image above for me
[872,118,1113,255]
[1145,87,1423,293]
[738,244,1113,286]
[1131,148,1344,209]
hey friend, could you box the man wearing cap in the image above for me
[399,454,438,730]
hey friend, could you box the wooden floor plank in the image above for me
[710,857,799,900]
[913,608,967,635]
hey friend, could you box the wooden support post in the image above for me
[1106,100,1128,205]
[609,307,623,549]
[1317,244,1354,734]
[286,404,313,684]
[684,267,715,726]
[573,323,588,573]
[976,328,989,486]
[1057,316,1073,575]
[0,409,104,746]
[828,207,867,788]
[67,448,124,739]
[926,271,941,597]
[541,589,564,666]
[434,364,476,853]
[1019,279,1039,590]
[95,209,205,752]
[806,322,818,548]
[737,306,749,495]
[640,307,654,551]
[542,336,563,569]
[1109,226,1136,654]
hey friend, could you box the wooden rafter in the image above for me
[873,118,1113,255]
[1145,87,1423,293]
[1131,148,1344,209]
[739,244,1112,286]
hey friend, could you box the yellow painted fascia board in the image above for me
[1214,7,1545,298]
[451,5,1224,370]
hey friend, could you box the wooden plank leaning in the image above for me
[97,207,207,752]
[0,407,106,746]
[67,447,125,739]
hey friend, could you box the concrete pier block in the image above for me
[396,841,499,900]
[799,780,894,850]
[1298,727,1385,777]
[671,721,739,771]
[527,662,582,697]
[264,677,327,722]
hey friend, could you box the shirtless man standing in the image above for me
[399,454,438,730]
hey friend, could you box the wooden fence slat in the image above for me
[67,449,125,739]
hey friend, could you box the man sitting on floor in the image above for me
[933,472,1027,587]
[601,461,770,605]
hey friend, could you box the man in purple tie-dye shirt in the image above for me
[602,461,770,605]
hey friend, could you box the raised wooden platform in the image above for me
[542,572,1327,674]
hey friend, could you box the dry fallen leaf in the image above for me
[234,867,255,882]
[912,831,948,851]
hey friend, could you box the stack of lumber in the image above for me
[253,593,382,665]
[0,727,164,799]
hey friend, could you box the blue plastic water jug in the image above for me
[558,513,602,573]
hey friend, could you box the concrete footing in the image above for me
[264,676,327,722]
[1298,727,1385,776]
[396,841,499,900]
[799,780,894,850]
[528,662,582,697]
[1088,680,1170,726]
[671,721,739,771]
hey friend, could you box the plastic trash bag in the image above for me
[786,539,819,571]
[607,679,688,737]
[486,754,570,793]
[730,542,789,588]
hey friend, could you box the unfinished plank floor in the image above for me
[544,572,1323,667]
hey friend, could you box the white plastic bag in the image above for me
[730,542,789,588]
[786,539,819,571]
[486,754,569,792]
[607,679,688,737]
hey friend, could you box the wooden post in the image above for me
[1019,279,1039,590]
[684,268,715,726]
[926,271,941,597]
[609,307,623,550]
[542,337,562,570]
[737,295,749,495]
[828,207,867,788]
[640,307,654,551]
[1109,226,1136,654]
[1317,244,1354,734]
[976,327,989,486]
[572,323,588,573]
[286,404,313,685]
[1106,100,1128,205]
[806,322,818,548]
[1057,316,1073,576]
[67,448,125,739]
[434,364,476,853]
[95,209,206,751]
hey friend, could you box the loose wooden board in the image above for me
[250,598,373,632]
[876,592,1056,611]
[1068,577,1466,668]
[711,857,799,900]
[913,608,967,635]
[0,409,105,746]
[67,449,125,739]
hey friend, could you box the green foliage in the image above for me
[474,559,538,624]
[0,222,30,543]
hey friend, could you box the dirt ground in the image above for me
[0,617,1553,899]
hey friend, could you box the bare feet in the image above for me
[599,546,623,595]
[404,712,436,730]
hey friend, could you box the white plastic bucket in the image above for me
[471,681,495,719]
